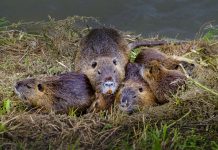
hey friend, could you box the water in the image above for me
[1,0,218,39]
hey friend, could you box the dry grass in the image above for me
[0,17,217,150]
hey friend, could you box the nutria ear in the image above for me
[37,84,44,92]
[174,65,180,70]
[149,65,160,74]
[138,87,143,92]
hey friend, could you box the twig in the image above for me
[180,64,218,97]
[168,109,191,128]
[56,60,71,71]
[18,46,29,62]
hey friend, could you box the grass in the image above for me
[0,17,217,149]
[203,24,218,42]
[129,48,141,62]
[0,99,11,115]
[0,18,10,28]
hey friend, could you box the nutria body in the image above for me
[14,72,95,113]
[140,61,187,104]
[74,28,130,111]
[75,28,129,94]
[135,48,195,74]
[116,63,157,114]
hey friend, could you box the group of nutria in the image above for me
[14,28,194,114]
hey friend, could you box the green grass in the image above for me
[138,124,180,150]
[203,25,218,41]
[129,48,141,62]
[0,99,11,115]
[0,18,10,28]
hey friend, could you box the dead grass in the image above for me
[0,17,217,149]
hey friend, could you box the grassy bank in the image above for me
[0,17,217,150]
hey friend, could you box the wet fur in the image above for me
[75,28,130,112]
[75,28,128,90]
[116,63,157,113]
[135,48,195,73]
[15,72,95,113]
[141,61,187,104]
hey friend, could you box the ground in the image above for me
[0,17,217,150]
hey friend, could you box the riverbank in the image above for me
[0,17,217,149]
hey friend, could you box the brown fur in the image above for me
[115,63,157,113]
[88,93,115,113]
[14,72,95,114]
[141,61,187,104]
[74,28,130,111]
[75,28,129,90]
[135,48,195,74]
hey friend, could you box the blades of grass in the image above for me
[180,64,218,97]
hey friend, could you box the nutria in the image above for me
[74,28,130,112]
[115,63,157,114]
[75,28,128,94]
[135,48,195,75]
[14,72,95,114]
[140,60,187,104]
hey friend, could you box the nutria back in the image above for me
[135,48,181,70]
[135,48,195,74]
[75,28,129,71]
[78,28,129,59]
[14,72,95,113]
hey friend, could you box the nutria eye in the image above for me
[133,95,137,98]
[98,70,101,75]
[91,62,97,68]
[114,70,116,73]
[139,87,143,92]
[37,84,44,92]
[113,59,117,65]
[26,85,31,89]
[175,65,179,69]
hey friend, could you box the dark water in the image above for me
[1,0,218,39]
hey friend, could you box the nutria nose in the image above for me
[121,98,126,103]
[103,81,115,88]
[15,82,21,90]
[105,76,113,81]
[120,96,129,107]
[120,101,127,108]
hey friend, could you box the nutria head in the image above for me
[87,56,124,95]
[14,78,54,110]
[116,63,156,114]
[14,78,44,100]
[116,80,156,114]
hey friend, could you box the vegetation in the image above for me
[0,18,10,28]
[0,17,217,149]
